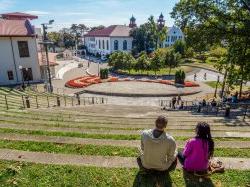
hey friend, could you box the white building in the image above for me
[165,26,185,47]
[0,12,41,86]
[84,25,133,56]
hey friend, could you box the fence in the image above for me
[160,99,250,119]
[0,94,108,110]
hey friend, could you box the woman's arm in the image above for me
[183,140,192,157]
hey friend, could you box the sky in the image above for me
[0,0,179,30]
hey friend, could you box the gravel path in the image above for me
[1,133,250,148]
[1,123,250,138]
[0,149,250,170]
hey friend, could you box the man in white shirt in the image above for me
[137,116,177,172]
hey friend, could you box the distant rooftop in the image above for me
[84,25,132,37]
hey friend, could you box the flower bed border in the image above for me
[65,76,200,89]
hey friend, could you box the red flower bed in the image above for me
[65,76,200,89]
[107,77,119,82]
[184,81,200,87]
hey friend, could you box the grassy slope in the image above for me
[0,161,250,187]
[2,128,250,141]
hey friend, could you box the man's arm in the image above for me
[165,139,177,169]
[139,133,144,155]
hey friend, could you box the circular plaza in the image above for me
[83,81,201,97]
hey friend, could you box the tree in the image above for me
[135,52,149,73]
[47,32,61,47]
[59,28,75,49]
[89,25,105,32]
[157,26,168,48]
[165,50,181,76]
[131,16,166,54]
[173,40,186,56]
[150,50,163,75]
[171,0,250,97]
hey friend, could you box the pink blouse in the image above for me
[183,138,209,171]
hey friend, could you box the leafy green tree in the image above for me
[157,26,168,48]
[171,0,250,97]
[47,32,61,47]
[173,40,186,56]
[131,16,167,54]
[165,50,181,75]
[89,25,105,32]
[185,47,194,58]
[135,52,149,73]
[59,28,75,49]
[150,50,163,75]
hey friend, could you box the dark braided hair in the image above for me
[195,122,214,158]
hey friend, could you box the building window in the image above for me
[103,40,105,49]
[22,68,33,81]
[99,40,101,49]
[123,40,127,50]
[114,40,119,50]
[7,71,14,80]
[107,40,109,50]
[18,41,30,57]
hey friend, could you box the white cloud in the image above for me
[0,0,14,11]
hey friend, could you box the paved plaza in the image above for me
[84,81,201,97]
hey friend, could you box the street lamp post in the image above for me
[19,65,25,89]
[41,20,54,93]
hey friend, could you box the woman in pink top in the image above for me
[178,122,214,172]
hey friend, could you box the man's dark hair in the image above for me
[155,116,168,129]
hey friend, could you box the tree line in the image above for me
[47,24,105,50]
[171,0,250,97]
[108,45,184,76]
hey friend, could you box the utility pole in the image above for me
[41,20,54,93]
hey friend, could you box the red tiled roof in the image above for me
[0,19,35,37]
[2,12,38,20]
[84,25,132,37]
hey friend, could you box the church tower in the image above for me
[157,13,165,30]
[129,15,137,28]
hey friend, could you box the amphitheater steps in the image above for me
[0,149,250,170]
[0,133,250,149]
[1,123,250,138]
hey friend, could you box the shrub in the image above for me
[100,68,109,79]
[175,70,186,84]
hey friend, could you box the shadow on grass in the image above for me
[132,171,173,187]
[183,170,215,187]
[132,170,215,187]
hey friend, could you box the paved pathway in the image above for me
[1,133,250,148]
[0,149,250,170]
[1,124,250,138]
[186,69,223,82]
[56,61,80,79]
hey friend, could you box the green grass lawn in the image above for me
[205,81,250,91]
[1,128,250,142]
[0,161,250,187]
[1,140,250,158]
[205,81,223,89]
